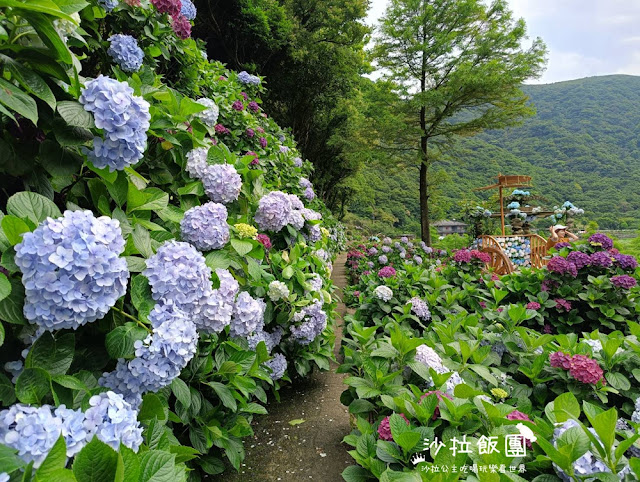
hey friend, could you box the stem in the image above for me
[112,306,152,333]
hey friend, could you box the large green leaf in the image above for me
[6,191,61,225]
[106,323,148,359]
[15,367,50,404]
[0,273,11,303]
[57,100,95,128]
[72,438,119,482]
[0,0,78,21]
[35,436,67,480]
[138,451,176,482]
[21,12,73,64]
[0,77,38,124]
[1,215,30,245]
[26,332,75,375]
[0,54,56,110]
[0,278,26,325]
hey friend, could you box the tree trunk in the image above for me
[419,150,431,245]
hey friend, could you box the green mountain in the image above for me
[346,74,640,233]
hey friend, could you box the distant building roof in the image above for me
[433,220,468,227]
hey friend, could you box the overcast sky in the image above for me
[366,0,640,84]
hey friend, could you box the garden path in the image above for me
[217,253,353,482]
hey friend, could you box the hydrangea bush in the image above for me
[339,233,640,481]
[0,1,345,478]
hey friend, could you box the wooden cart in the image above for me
[477,234,549,275]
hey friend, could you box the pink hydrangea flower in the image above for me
[549,351,572,370]
[232,100,244,111]
[378,266,396,278]
[506,410,532,422]
[526,301,541,310]
[256,234,271,250]
[554,298,571,311]
[171,14,191,39]
[377,413,409,441]
[453,250,472,263]
[151,0,181,16]
[569,354,604,384]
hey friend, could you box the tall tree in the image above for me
[372,0,546,244]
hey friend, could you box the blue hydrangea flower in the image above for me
[215,268,239,303]
[237,71,260,85]
[181,202,229,251]
[101,303,198,404]
[378,255,388,264]
[14,210,129,332]
[408,297,431,321]
[196,288,233,334]
[382,237,392,245]
[552,420,610,481]
[304,187,316,200]
[201,164,242,204]
[79,75,150,171]
[195,98,219,127]
[314,249,329,263]
[264,353,287,380]
[0,473,8,482]
[287,195,306,230]
[290,301,327,345]
[247,327,283,353]
[98,0,118,11]
[381,245,391,253]
[185,147,209,178]
[54,405,91,457]
[84,391,143,452]
[306,274,323,293]
[3,360,23,383]
[299,178,312,189]
[0,404,64,467]
[180,0,196,20]
[230,292,266,337]
[632,397,640,423]
[143,240,212,314]
[107,34,144,72]
[268,281,289,301]
[293,157,303,167]
[255,191,293,232]
[413,255,423,264]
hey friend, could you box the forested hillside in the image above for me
[347,75,640,232]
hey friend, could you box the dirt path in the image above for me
[217,253,353,482]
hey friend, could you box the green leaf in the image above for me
[590,408,617,454]
[52,374,89,392]
[394,431,421,453]
[0,77,38,124]
[35,436,66,480]
[0,442,25,474]
[138,451,176,482]
[288,418,305,426]
[1,215,30,245]
[57,100,94,128]
[230,238,253,256]
[120,447,140,482]
[0,54,55,110]
[205,250,232,270]
[21,12,72,64]
[0,0,79,21]
[72,438,119,482]
[15,367,50,404]
[26,332,75,375]
[6,191,61,225]
[138,393,168,422]
[132,223,154,258]
[105,323,148,359]
[125,256,147,272]
[1,247,19,274]
[208,381,237,410]
[282,265,294,279]
[131,275,153,310]
[0,272,11,303]
[171,378,191,408]
[0,372,15,405]
[605,372,630,391]
[554,392,581,422]
[342,465,371,482]
[349,399,375,414]
[0,278,26,324]
[168,445,200,464]
[127,186,169,213]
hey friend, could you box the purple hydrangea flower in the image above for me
[614,253,638,270]
[14,210,129,332]
[143,240,211,314]
[567,251,590,269]
[196,289,233,334]
[408,297,431,321]
[232,100,244,111]
[185,147,208,178]
[259,137,267,148]
[201,164,242,204]
[264,353,287,380]
[611,275,637,289]
[413,255,423,264]
[248,101,260,112]
[215,268,239,302]
[180,202,229,251]
[590,251,613,268]
[290,300,327,345]
[381,246,391,254]
[108,34,144,72]
[248,327,283,353]
[588,233,613,250]
[378,266,396,278]
[254,191,293,232]
[230,292,266,337]
[293,157,303,167]
[378,255,388,264]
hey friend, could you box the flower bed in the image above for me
[0,2,344,479]
[339,233,640,481]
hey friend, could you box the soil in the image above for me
[215,253,355,482]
